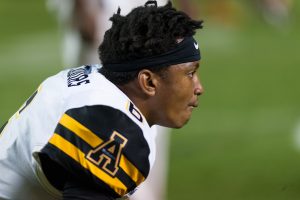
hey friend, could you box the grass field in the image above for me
[1,1,300,200]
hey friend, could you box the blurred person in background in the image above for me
[46,0,169,67]
[254,0,294,28]
[47,0,103,67]
[47,1,179,200]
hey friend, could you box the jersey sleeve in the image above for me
[41,105,151,198]
[62,178,114,200]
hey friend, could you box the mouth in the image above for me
[188,100,199,108]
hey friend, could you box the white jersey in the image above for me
[0,65,157,199]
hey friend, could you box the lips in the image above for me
[188,99,198,108]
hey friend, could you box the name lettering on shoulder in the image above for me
[67,66,91,87]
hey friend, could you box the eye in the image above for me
[187,70,196,78]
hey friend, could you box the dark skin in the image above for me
[118,61,204,128]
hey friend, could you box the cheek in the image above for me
[157,78,195,125]
[156,80,195,128]
[172,82,193,103]
[164,84,192,114]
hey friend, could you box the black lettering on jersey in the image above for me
[129,102,143,122]
[67,66,91,87]
[86,131,128,177]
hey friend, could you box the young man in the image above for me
[0,1,204,199]
[47,1,172,199]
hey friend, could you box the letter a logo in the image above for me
[86,131,128,177]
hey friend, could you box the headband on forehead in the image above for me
[103,37,201,72]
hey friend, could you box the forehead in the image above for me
[159,61,200,82]
[169,61,200,72]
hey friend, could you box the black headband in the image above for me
[103,37,201,72]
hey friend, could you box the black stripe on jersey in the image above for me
[116,168,137,192]
[65,105,151,178]
[42,143,120,199]
[19,90,38,114]
[0,121,8,135]
[54,123,93,154]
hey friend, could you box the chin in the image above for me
[177,120,190,128]
[155,113,191,128]
[168,117,191,129]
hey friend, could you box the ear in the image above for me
[137,69,159,96]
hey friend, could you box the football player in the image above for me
[0,1,204,199]
[47,1,171,199]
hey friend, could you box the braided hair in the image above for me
[99,1,203,85]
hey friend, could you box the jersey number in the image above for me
[128,101,143,122]
[86,131,128,177]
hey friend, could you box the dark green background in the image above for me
[0,1,300,199]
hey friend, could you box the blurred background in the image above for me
[0,0,300,199]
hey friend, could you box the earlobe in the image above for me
[138,70,157,96]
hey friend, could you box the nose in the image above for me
[194,74,204,96]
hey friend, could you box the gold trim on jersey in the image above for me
[120,155,145,185]
[59,113,103,147]
[49,133,127,196]
[55,113,146,192]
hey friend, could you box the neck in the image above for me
[117,82,155,126]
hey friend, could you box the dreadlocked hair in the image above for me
[99,1,203,85]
